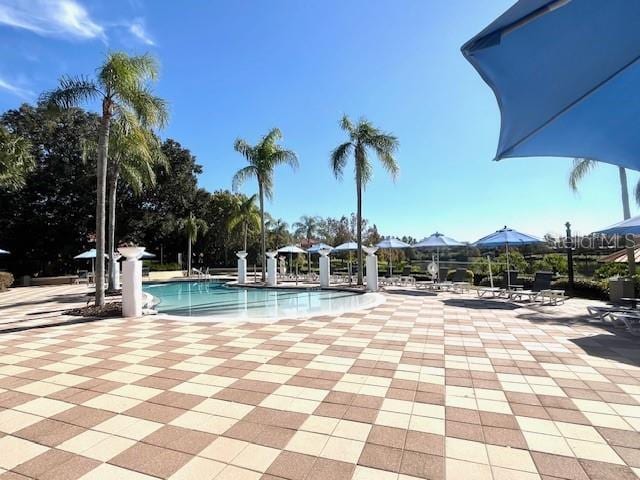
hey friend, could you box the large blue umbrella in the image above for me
[415,233,464,281]
[474,227,543,288]
[594,215,640,236]
[462,0,640,170]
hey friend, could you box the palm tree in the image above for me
[106,120,167,291]
[232,128,298,281]
[330,115,399,285]
[0,126,34,190]
[267,218,290,249]
[228,194,260,252]
[180,213,208,276]
[293,215,320,246]
[42,52,168,306]
[570,158,636,274]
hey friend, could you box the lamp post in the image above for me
[118,246,145,317]
[565,222,574,291]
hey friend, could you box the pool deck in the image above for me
[0,285,639,479]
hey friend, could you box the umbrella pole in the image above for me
[437,248,440,281]
[389,250,392,276]
[505,241,510,290]
[487,255,494,288]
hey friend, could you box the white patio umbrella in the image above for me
[333,242,360,283]
[277,245,306,275]
[306,243,334,274]
[414,232,464,281]
[376,238,411,276]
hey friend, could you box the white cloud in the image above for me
[0,77,34,100]
[0,0,105,40]
[128,19,154,46]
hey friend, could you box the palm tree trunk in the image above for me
[107,172,118,292]
[187,235,192,276]
[356,165,363,286]
[95,107,111,306]
[619,167,636,275]
[243,223,247,252]
[259,183,266,281]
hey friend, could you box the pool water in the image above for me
[143,281,383,320]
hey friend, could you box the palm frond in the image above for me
[40,75,100,109]
[569,158,597,192]
[330,142,353,179]
[340,115,355,137]
[262,128,283,146]
[118,87,168,129]
[233,139,255,161]
[232,165,257,191]
[270,147,299,170]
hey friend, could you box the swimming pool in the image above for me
[143,281,384,321]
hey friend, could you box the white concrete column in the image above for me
[237,251,247,284]
[319,248,331,288]
[364,246,379,292]
[266,251,277,286]
[112,257,121,291]
[118,246,145,317]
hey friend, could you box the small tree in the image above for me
[180,213,208,276]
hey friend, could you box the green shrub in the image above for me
[446,269,474,283]
[533,253,568,275]
[144,262,183,272]
[594,262,628,280]
[551,279,608,300]
[0,272,14,291]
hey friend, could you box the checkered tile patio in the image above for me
[0,285,639,479]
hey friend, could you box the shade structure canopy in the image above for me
[307,243,334,254]
[474,227,544,289]
[0,249,9,254]
[414,232,464,248]
[376,238,411,249]
[277,245,306,254]
[74,249,108,259]
[333,242,359,252]
[593,214,640,236]
[461,0,640,171]
[473,227,543,248]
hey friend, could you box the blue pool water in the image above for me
[143,281,382,320]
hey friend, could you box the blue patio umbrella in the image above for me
[376,238,410,276]
[462,0,640,171]
[474,227,544,288]
[74,249,108,277]
[414,233,464,281]
[594,214,640,236]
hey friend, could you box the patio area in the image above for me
[0,285,639,480]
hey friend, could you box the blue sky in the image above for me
[0,0,636,241]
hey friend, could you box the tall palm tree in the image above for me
[293,215,320,246]
[228,194,260,252]
[106,120,167,291]
[267,218,290,249]
[331,115,399,285]
[180,213,208,276]
[42,52,168,306]
[0,126,33,190]
[570,158,636,274]
[232,128,298,281]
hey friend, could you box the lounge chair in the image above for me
[509,271,553,302]
[609,311,640,335]
[474,286,503,297]
[586,305,633,325]
[75,270,89,285]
